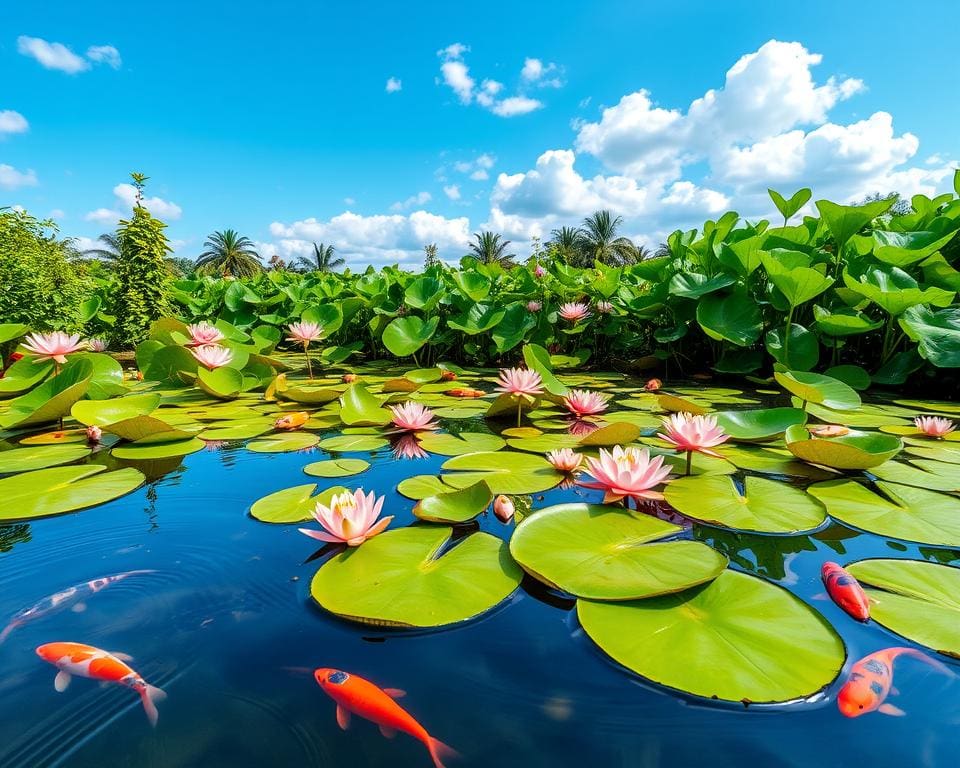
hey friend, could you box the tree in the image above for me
[196,229,263,278]
[467,231,515,267]
[423,243,440,269]
[548,226,585,265]
[579,210,637,266]
[110,174,172,346]
[82,233,120,262]
[297,241,344,273]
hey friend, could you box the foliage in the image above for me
[196,229,263,278]
[296,241,344,273]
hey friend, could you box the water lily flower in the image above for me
[526,300,542,313]
[493,495,515,523]
[915,416,955,438]
[546,447,583,473]
[579,445,672,505]
[288,321,324,379]
[809,424,850,437]
[298,488,393,546]
[21,331,86,365]
[86,425,102,444]
[389,401,439,432]
[190,344,234,370]
[391,434,429,460]
[496,367,544,427]
[644,378,662,392]
[567,419,599,437]
[595,300,614,314]
[534,264,546,278]
[87,338,108,353]
[658,412,730,475]
[563,389,610,417]
[558,302,591,323]
[185,322,224,347]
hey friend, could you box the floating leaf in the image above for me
[0,360,93,429]
[316,435,388,452]
[197,366,244,400]
[716,445,836,480]
[72,394,162,425]
[103,415,200,444]
[577,422,642,446]
[655,393,710,415]
[396,475,453,500]
[111,437,205,460]
[310,526,522,627]
[578,569,843,702]
[510,503,727,599]
[0,357,53,396]
[339,383,391,426]
[774,370,861,410]
[713,408,807,442]
[417,432,506,456]
[413,480,492,523]
[247,432,321,453]
[784,424,901,470]
[870,459,960,492]
[0,444,92,473]
[441,451,562,494]
[250,484,348,523]
[0,465,145,521]
[303,458,371,478]
[664,475,826,534]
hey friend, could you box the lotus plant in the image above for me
[298,488,392,547]
[546,447,583,473]
[389,401,439,432]
[493,495,515,523]
[526,300,542,313]
[21,331,86,372]
[915,416,955,439]
[190,344,234,370]
[563,389,610,417]
[658,412,730,475]
[287,321,324,379]
[495,367,544,427]
[579,445,672,506]
[185,321,225,347]
[87,338,108,352]
[558,301,591,323]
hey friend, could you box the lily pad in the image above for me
[396,475,454,500]
[577,422,642,447]
[510,503,727,600]
[440,451,562,494]
[774,370,861,411]
[577,570,844,702]
[339,383,391,426]
[713,408,807,442]
[72,394,163,425]
[784,424,901,470]
[316,435,388,452]
[870,459,960,492]
[663,475,827,534]
[0,360,93,429]
[248,432,321,453]
[809,480,960,546]
[655,393,710,415]
[250,484,348,523]
[303,458,371,478]
[111,437,205,459]
[310,526,523,627]
[0,465,145,520]
[904,444,960,464]
[716,445,836,480]
[0,444,92,473]
[413,480,492,523]
[103,415,201,444]
[417,432,506,456]
[846,559,960,656]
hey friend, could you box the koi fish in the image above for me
[314,668,457,768]
[821,562,870,621]
[440,371,457,382]
[809,424,850,437]
[643,378,662,392]
[274,411,310,430]
[343,374,359,383]
[446,388,485,398]
[36,642,166,726]
[0,570,156,645]
[838,647,951,718]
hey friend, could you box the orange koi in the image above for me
[274,411,310,430]
[343,374,359,383]
[440,371,457,382]
[643,378,662,392]
[447,388,485,398]
[314,668,457,767]
[821,562,870,621]
[837,647,951,718]
[809,424,850,437]
[36,642,166,726]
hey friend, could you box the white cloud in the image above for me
[390,191,432,212]
[85,45,122,69]
[48,209,65,219]
[521,58,563,88]
[0,110,29,135]
[84,208,123,224]
[443,184,461,200]
[17,36,122,74]
[344,197,356,206]
[0,164,38,189]
[385,77,402,93]
[490,96,544,117]
[438,42,469,60]
[440,60,475,104]
[448,153,496,181]
[521,58,544,81]
[84,183,183,223]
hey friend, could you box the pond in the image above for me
[1,364,959,768]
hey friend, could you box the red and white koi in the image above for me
[837,646,952,718]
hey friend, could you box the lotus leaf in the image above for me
[784,424,901,469]
[440,451,562,494]
[413,480,492,523]
[0,465,145,520]
[303,458,371,478]
[250,484,348,523]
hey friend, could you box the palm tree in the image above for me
[548,226,585,265]
[579,210,636,266]
[467,231,515,267]
[195,229,263,278]
[297,241,345,273]
[82,233,121,262]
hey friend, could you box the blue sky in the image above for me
[3,0,958,267]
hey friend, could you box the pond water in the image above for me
[1,372,959,768]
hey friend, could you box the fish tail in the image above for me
[427,736,459,768]
[140,684,167,727]
[0,623,16,645]
[896,648,954,677]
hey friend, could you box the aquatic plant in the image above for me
[578,445,672,505]
[298,488,392,546]
[658,412,730,475]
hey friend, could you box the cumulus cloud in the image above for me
[385,77,402,93]
[0,110,29,135]
[490,96,543,117]
[17,36,122,74]
[443,184,461,200]
[390,191,432,212]
[521,57,563,88]
[85,45,122,69]
[0,164,38,189]
[84,183,182,224]
[436,44,552,117]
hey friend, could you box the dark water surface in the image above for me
[1,382,959,768]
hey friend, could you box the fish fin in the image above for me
[811,592,828,601]
[379,725,397,739]
[0,623,16,645]
[383,688,406,699]
[336,705,351,731]
[427,737,460,768]
[878,703,906,717]
[899,648,954,677]
[72,603,87,613]
[54,671,71,693]
[140,685,165,727]
[111,652,134,662]
[889,686,899,696]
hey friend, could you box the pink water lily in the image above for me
[558,301,591,322]
[185,322,224,347]
[87,338,108,353]
[567,419,599,437]
[658,412,730,475]
[493,495,515,523]
[391,434,429,460]
[915,416,956,438]
[579,445,672,505]
[534,264,546,278]
[21,331,86,365]
[595,300,614,314]
[526,300,542,313]
[563,389,610,417]
[298,488,393,546]
[496,367,544,427]
[190,344,234,369]
[86,425,102,444]
[287,321,324,379]
[389,401,439,431]
[546,447,583,473]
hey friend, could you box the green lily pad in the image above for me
[103,415,201,444]
[510,503,727,600]
[655,393,710,415]
[310,526,522,627]
[505,434,582,453]
[870,459,960,492]
[713,408,807,442]
[248,432,321,453]
[803,402,910,428]
[904,444,960,464]
[0,465,145,520]
[339,383,391,426]
[664,475,827,534]
[846,559,960,656]
[197,366,244,399]
[316,435,388,452]
[303,458,371,478]
[643,444,737,476]
[0,444,92,473]
[0,360,93,429]
[413,480,492,523]
[417,432,506,456]
[250,483,347,523]
[18,428,90,445]
[0,357,53,396]
[111,437,205,459]
[199,422,274,441]
[440,451,562,494]
[577,569,844,702]
[894,399,960,416]
[774,370,861,411]
[715,445,836,480]
[72,394,163,425]
[577,422,642,446]
[396,475,454,500]
[809,480,960,546]
[784,424,901,469]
